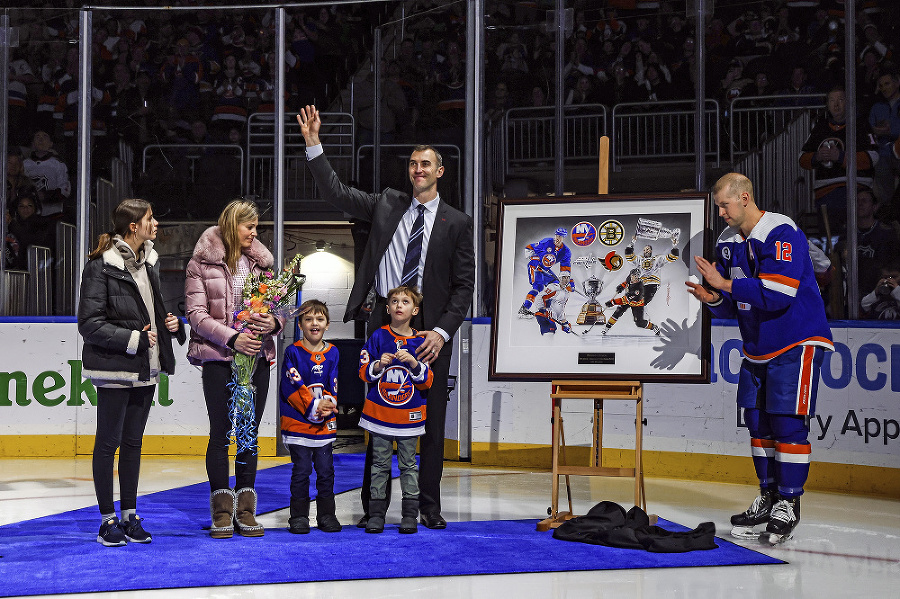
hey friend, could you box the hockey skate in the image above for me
[730,490,775,540]
[518,305,534,318]
[760,496,800,545]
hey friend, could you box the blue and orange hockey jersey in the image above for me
[707,211,833,362]
[358,326,433,437]
[279,341,339,447]
[526,237,572,279]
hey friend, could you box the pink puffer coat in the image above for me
[185,226,281,366]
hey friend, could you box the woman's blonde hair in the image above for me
[88,198,152,260]
[218,199,259,272]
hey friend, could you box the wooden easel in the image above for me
[536,138,648,532]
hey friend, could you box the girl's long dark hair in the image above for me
[87,198,152,260]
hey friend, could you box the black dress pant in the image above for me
[202,359,269,492]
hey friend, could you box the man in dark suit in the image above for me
[296,106,475,530]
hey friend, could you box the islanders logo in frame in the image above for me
[570,221,596,247]
[377,366,415,406]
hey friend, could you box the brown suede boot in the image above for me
[210,489,235,539]
[234,487,265,537]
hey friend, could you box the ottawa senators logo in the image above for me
[377,366,415,406]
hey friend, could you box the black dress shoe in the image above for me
[419,512,447,529]
[356,515,369,528]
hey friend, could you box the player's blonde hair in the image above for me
[712,172,755,202]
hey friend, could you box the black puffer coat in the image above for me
[78,242,186,382]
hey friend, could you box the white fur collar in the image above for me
[102,240,158,270]
[191,225,274,268]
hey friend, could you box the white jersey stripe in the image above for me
[761,279,799,297]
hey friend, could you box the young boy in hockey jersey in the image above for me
[280,299,342,534]
[687,173,833,545]
[358,285,434,534]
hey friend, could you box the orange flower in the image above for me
[258,283,268,294]
[237,310,250,321]
[250,297,264,309]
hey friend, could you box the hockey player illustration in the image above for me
[600,268,662,336]
[532,279,575,335]
[625,230,679,306]
[519,228,572,317]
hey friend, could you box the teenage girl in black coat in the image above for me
[77,198,185,547]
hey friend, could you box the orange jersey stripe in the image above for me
[775,442,811,455]
[363,401,427,425]
[751,438,776,448]
[743,337,834,362]
[759,273,800,289]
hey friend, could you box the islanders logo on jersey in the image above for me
[597,219,625,247]
[570,222,597,247]
[541,250,558,268]
[377,366,415,406]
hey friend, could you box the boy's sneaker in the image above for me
[730,489,775,540]
[122,514,152,543]
[317,514,342,533]
[761,496,800,545]
[97,517,127,547]
[288,516,310,534]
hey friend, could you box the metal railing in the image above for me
[141,144,244,190]
[501,104,609,175]
[734,111,816,219]
[3,270,27,316]
[246,112,354,218]
[55,222,77,316]
[26,245,52,315]
[611,99,720,172]
[729,94,825,163]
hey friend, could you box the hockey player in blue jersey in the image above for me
[519,228,573,317]
[687,173,833,545]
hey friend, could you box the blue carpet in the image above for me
[0,454,783,596]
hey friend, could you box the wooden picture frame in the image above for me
[489,193,711,382]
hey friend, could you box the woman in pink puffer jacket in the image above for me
[185,199,283,539]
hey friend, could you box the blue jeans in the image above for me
[288,443,335,502]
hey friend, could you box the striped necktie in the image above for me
[400,204,427,288]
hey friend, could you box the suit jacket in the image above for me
[307,153,475,338]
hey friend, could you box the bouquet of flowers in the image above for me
[229,253,306,458]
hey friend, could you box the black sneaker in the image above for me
[517,306,533,318]
[730,489,775,540]
[122,514,152,543]
[288,516,311,534]
[97,517,127,547]
[317,514,342,533]
[761,496,800,545]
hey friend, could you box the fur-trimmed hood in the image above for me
[191,225,274,269]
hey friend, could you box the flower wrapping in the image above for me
[228,253,306,459]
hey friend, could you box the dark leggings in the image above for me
[202,359,269,492]
[93,385,155,515]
